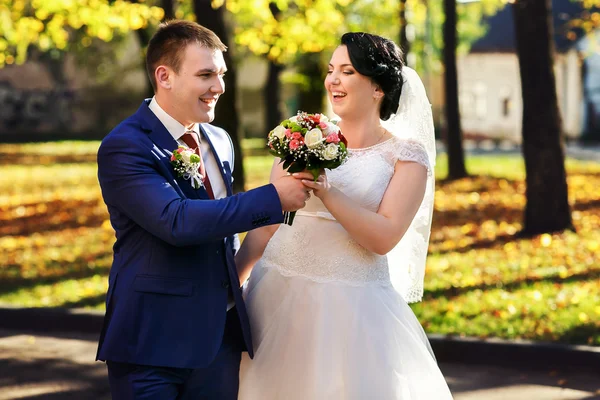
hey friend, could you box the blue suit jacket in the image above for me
[96,100,283,368]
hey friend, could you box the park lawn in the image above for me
[1,141,599,345]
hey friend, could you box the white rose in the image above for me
[272,125,286,140]
[181,149,192,163]
[323,143,339,160]
[319,114,329,123]
[305,128,324,148]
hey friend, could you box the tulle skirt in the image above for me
[238,263,453,400]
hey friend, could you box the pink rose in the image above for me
[170,154,177,161]
[292,132,302,140]
[289,139,300,150]
[177,148,185,154]
[285,129,292,138]
[326,133,340,144]
[319,121,328,129]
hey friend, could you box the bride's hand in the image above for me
[296,171,330,199]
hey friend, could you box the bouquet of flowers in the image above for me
[267,111,348,225]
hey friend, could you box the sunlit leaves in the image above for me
[226,0,398,64]
[224,0,508,76]
[0,0,164,67]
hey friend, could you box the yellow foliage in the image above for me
[0,0,164,67]
[225,0,393,63]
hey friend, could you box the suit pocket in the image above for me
[133,275,194,297]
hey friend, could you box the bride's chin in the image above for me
[331,105,347,117]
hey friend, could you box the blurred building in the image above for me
[0,35,291,142]
[0,35,148,141]
[454,0,600,143]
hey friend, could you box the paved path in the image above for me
[1,329,599,400]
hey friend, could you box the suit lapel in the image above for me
[200,125,233,197]
[138,101,202,200]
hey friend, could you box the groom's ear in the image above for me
[155,65,172,90]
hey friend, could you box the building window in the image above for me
[502,98,511,117]
[500,86,512,118]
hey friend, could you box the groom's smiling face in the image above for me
[163,42,227,125]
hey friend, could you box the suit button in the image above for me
[221,281,230,289]
[216,250,220,255]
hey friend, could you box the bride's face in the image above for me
[325,45,380,119]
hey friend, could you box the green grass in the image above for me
[1,141,599,345]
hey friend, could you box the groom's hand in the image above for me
[272,173,313,212]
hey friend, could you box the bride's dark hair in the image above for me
[340,32,404,121]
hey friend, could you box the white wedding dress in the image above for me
[238,136,453,399]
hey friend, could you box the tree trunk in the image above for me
[162,0,175,19]
[135,0,175,98]
[443,0,468,180]
[399,0,410,55]
[512,0,573,234]
[194,0,245,192]
[136,28,155,99]
[265,60,284,131]
[296,53,325,114]
[264,2,284,131]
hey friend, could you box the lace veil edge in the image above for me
[382,66,436,303]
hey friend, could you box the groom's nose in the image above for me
[211,75,225,94]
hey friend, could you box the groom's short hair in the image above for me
[146,20,227,92]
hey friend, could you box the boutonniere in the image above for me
[170,146,203,189]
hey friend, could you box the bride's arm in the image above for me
[235,159,288,284]
[300,161,427,255]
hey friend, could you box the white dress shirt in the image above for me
[148,97,226,199]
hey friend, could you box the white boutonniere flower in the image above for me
[170,146,203,189]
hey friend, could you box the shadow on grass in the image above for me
[432,204,523,229]
[0,259,110,297]
[558,323,600,346]
[423,268,600,301]
[565,170,600,177]
[0,199,107,236]
[0,153,97,165]
[574,198,600,213]
[431,233,519,255]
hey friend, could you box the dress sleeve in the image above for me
[391,139,432,176]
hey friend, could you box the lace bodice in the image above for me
[258,137,431,287]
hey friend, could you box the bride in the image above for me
[235,32,453,399]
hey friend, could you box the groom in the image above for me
[96,20,311,399]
